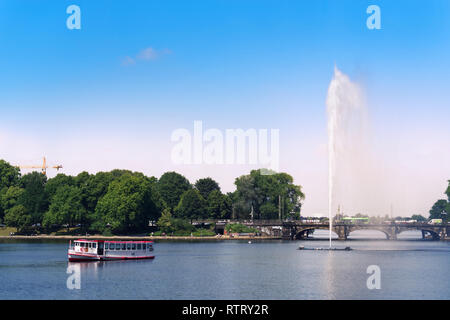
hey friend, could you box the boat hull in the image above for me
[68,252,155,262]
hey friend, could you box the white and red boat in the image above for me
[68,239,155,262]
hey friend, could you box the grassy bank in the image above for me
[0,226,281,240]
[0,227,16,236]
[0,234,281,240]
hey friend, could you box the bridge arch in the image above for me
[396,230,422,239]
[417,229,440,240]
[347,229,390,240]
[294,227,338,240]
[344,225,398,240]
[396,227,440,240]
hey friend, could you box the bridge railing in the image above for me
[191,219,329,226]
[190,219,447,227]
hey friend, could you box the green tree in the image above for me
[429,199,448,221]
[45,174,75,200]
[76,171,114,230]
[94,174,160,234]
[233,174,261,219]
[156,208,175,234]
[207,190,232,219]
[157,172,192,210]
[18,172,48,225]
[77,171,130,214]
[76,170,144,210]
[4,205,31,233]
[195,177,220,200]
[0,160,21,191]
[259,202,278,219]
[233,170,305,220]
[428,181,450,222]
[75,171,154,231]
[1,186,25,214]
[43,185,86,231]
[411,214,427,222]
[0,160,21,221]
[174,189,207,221]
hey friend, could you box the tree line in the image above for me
[0,160,305,235]
[429,180,450,222]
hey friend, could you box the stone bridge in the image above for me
[283,222,448,240]
[193,219,449,240]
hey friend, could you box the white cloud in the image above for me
[121,56,136,66]
[122,47,172,66]
[137,48,158,60]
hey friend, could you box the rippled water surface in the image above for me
[0,236,449,299]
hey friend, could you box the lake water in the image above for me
[1,232,449,300]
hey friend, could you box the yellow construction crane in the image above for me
[17,157,63,176]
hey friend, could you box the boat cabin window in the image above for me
[93,243,97,249]
[132,243,136,250]
[137,243,142,250]
[116,243,121,250]
[122,243,126,250]
[143,243,147,250]
[105,243,109,250]
[127,243,131,250]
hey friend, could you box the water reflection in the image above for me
[324,251,337,299]
[67,259,155,276]
[312,229,424,240]
[66,263,81,289]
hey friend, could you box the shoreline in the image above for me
[0,235,448,241]
[0,235,282,241]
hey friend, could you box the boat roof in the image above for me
[74,239,153,243]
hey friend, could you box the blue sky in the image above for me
[0,0,449,216]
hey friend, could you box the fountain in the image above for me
[299,66,364,251]
[326,66,366,249]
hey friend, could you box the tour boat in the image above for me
[68,239,155,262]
